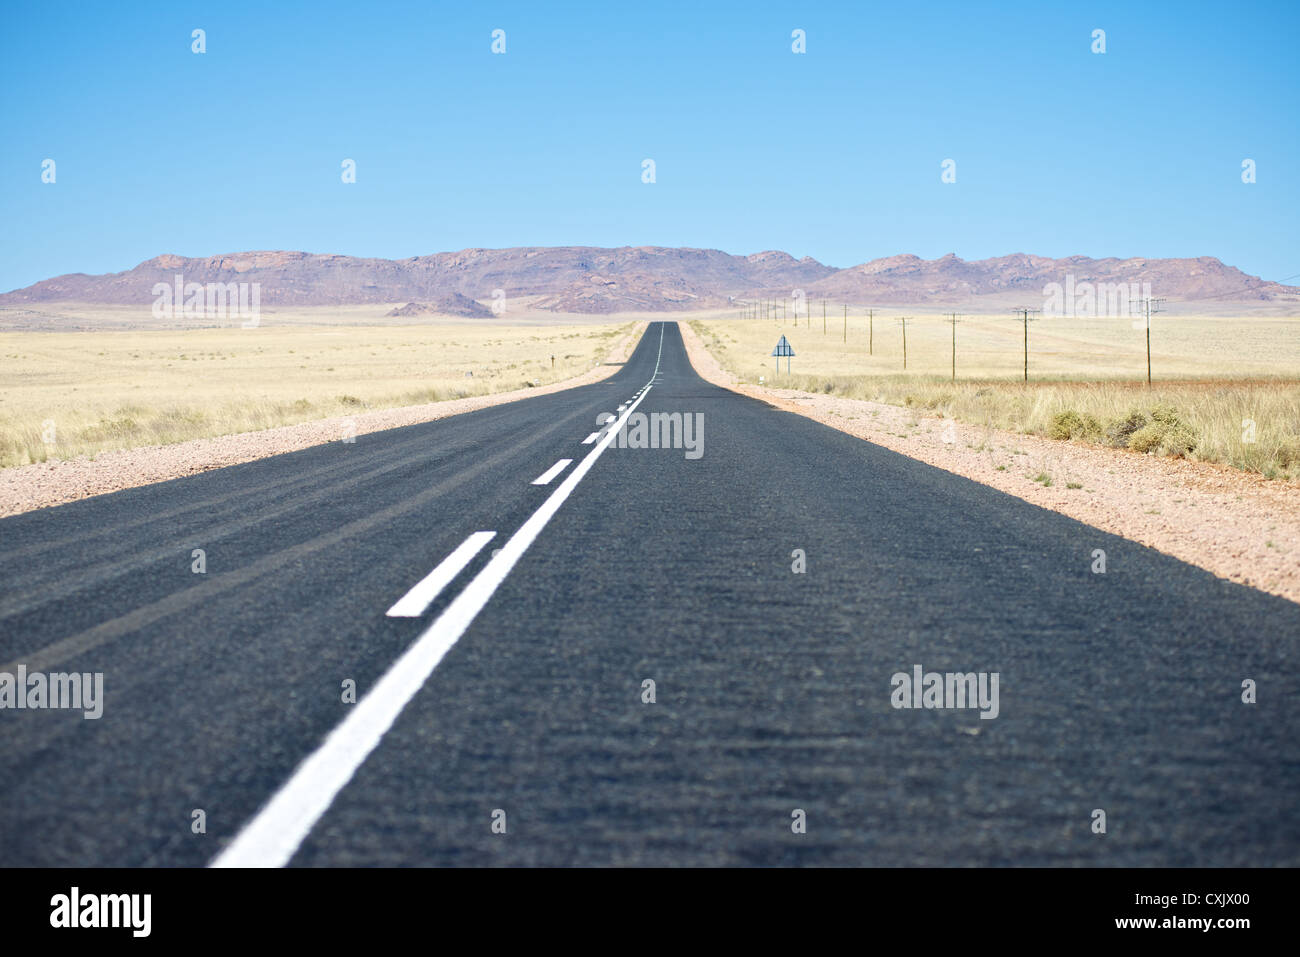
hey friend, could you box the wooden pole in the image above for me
[949,313,957,382]
[1145,300,1152,386]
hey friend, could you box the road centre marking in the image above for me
[530,459,572,486]
[384,531,496,618]
[211,325,666,869]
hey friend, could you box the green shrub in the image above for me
[1127,405,1196,457]
[1149,404,1182,426]
[1160,424,1197,457]
[1078,413,1103,441]
[1105,409,1149,447]
[1049,410,1104,442]
[1128,424,1164,454]
[1049,410,1081,440]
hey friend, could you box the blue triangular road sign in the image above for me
[771,335,795,357]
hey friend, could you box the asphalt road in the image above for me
[1,321,1296,867]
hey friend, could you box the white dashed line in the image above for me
[210,325,665,869]
[384,531,496,618]
[530,459,572,486]
[582,432,599,445]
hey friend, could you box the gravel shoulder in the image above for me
[679,321,1300,605]
[0,323,646,518]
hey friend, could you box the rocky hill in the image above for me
[3,247,1295,313]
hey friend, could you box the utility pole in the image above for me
[822,299,826,334]
[1012,307,1040,382]
[842,304,847,342]
[1132,296,1165,386]
[896,317,911,370]
[946,313,962,382]
[869,309,874,355]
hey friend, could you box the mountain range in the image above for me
[3,247,1296,313]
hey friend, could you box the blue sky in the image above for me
[2,0,1297,292]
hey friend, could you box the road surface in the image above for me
[1,321,1296,866]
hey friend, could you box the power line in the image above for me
[1166,272,1300,303]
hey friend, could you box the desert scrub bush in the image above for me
[1048,410,1103,442]
[1276,436,1300,469]
[0,428,47,468]
[1126,405,1197,458]
[79,416,144,443]
[403,387,443,405]
[1105,409,1149,447]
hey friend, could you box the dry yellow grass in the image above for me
[0,317,633,467]
[693,312,1300,480]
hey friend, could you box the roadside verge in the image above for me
[0,323,646,517]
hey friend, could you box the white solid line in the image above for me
[582,432,598,444]
[384,531,496,618]
[530,459,572,486]
[210,331,662,869]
